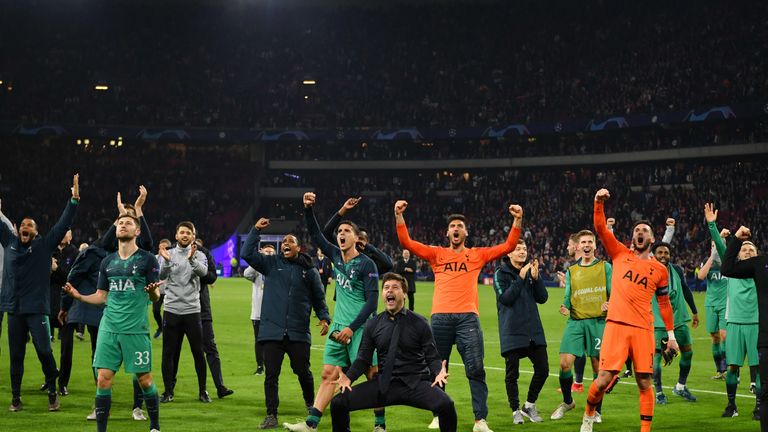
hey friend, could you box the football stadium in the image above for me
[0,1,767,431]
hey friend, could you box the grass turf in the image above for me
[0,279,760,431]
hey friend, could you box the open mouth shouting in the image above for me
[385,293,396,308]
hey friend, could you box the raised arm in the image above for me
[480,204,523,262]
[44,174,80,251]
[303,193,340,256]
[721,227,760,279]
[0,200,14,247]
[322,197,361,245]
[362,243,394,273]
[241,218,272,274]
[394,200,437,262]
[593,189,627,259]
[697,248,716,281]
[134,186,154,251]
[661,218,675,243]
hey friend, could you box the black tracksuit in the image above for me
[0,198,78,399]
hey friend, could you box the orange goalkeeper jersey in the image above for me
[594,201,672,331]
[397,223,521,315]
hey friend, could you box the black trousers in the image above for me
[153,294,164,330]
[758,347,768,431]
[162,311,207,394]
[331,376,456,432]
[408,292,415,311]
[59,322,98,387]
[263,337,314,416]
[172,320,226,391]
[503,344,549,411]
[7,313,59,398]
[252,320,264,368]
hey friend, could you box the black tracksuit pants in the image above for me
[8,313,59,398]
[262,337,314,415]
[162,311,207,394]
[503,344,549,411]
[331,376,456,432]
[59,322,98,387]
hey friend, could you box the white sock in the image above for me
[675,383,686,391]
[524,401,534,409]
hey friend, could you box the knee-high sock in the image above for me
[594,373,603,414]
[142,382,160,431]
[95,388,112,432]
[653,352,663,393]
[751,365,759,386]
[712,342,726,372]
[726,368,739,406]
[374,408,386,427]
[625,358,633,372]
[678,350,693,386]
[639,386,654,432]
[560,370,574,404]
[132,375,143,409]
[585,380,603,416]
[574,356,586,384]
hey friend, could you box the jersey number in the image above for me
[594,338,602,351]
[134,351,150,366]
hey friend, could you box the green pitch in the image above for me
[0,279,760,431]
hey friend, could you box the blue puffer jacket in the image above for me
[242,227,330,344]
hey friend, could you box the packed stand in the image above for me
[260,158,768,285]
[0,138,252,246]
[0,1,766,129]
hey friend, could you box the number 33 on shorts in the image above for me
[135,351,150,365]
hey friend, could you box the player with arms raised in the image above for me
[580,189,677,432]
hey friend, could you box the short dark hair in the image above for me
[261,243,277,251]
[517,239,526,245]
[446,214,466,225]
[568,232,581,243]
[381,272,408,293]
[632,219,653,232]
[651,241,672,253]
[176,221,196,234]
[117,213,140,226]
[337,220,361,236]
[158,238,172,246]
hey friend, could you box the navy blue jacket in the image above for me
[62,244,106,327]
[242,227,330,344]
[493,257,548,355]
[0,199,78,314]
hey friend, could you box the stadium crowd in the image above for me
[0,139,251,246]
[261,158,768,285]
[0,1,766,129]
